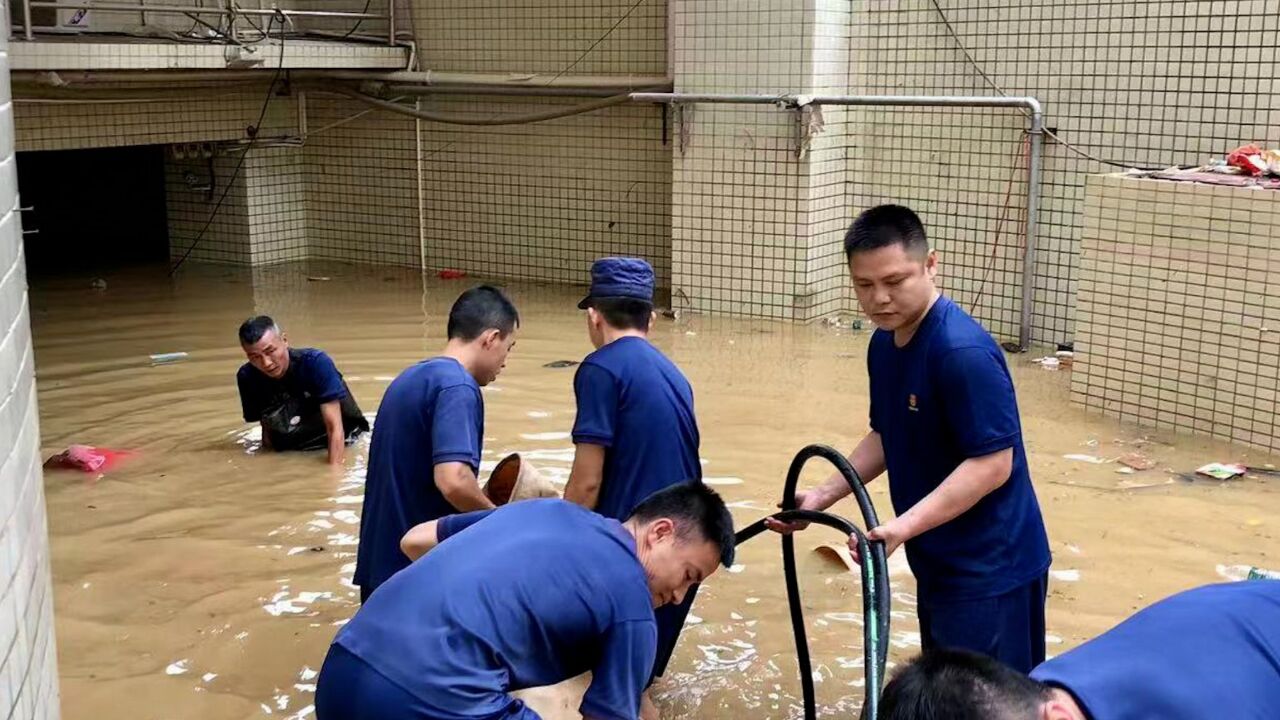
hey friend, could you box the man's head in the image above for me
[447,285,520,386]
[626,481,736,609]
[879,649,1079,720]
[239,315,289,379]
[844,204,938,333]
[578,257,656,348]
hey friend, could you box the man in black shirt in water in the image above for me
[236,315,368,465]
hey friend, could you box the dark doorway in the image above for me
[17,144,169,275]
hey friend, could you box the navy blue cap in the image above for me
[578,257,655,309]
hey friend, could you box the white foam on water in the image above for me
[890,631,922,649]
[275,694,289,710]
[373,376,394,382]
[730,612,744,620]
[332,618,350,627]
[314,511,332,517]
[295,684,316,693]
[202,673,217,682]
[263,591,334,617]
[287,547,309,556]
[328,533,359,547]
[332,495,362,505]
[307,519,334,530]
[165,659,190,676]
[685,614,703,625]
[479,460,498,473]
[1046,634,1064,644]
[822,612,865,625]
[745,597,760,604]
[332,510,359,525]
[519,431,572,441]
[299,666,318,681]
[260,704,274,714]
[728,564,745,573]
[725,500,766,511]
[527,411,552,418]
[235,632,249,641]
[1051,569,1081,582]
[704,477,744,486]
[1066,544,1083,555]
[288,706,315,720]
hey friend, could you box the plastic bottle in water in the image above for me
[1246,567,1280,581]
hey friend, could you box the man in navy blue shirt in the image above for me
[353,286,519,602]
[769,205,1051,672]
[316,482,736,720]
[563,257,702,704]
[236,315,369,465]
[878,580,1280,720]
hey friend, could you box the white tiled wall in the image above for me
[1074,174,1280,453]
[0,23,63,720]
[848,0,1280,345]
[411,0,673,287]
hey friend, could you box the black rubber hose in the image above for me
[731,444,891,720]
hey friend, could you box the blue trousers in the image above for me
[316,644,541,720]
[916,573,1048,673]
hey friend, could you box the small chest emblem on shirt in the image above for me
[908,394,919,412]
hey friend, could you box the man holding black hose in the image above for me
[769,205,1051,673]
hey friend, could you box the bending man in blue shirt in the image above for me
[236,315,369,466]
[563,257,702,710]
[878,580,1280,720]
[317,481,736,720]
[354,286,519,601]
[769,205,1051,672]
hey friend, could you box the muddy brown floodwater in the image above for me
[30,263,1280,720]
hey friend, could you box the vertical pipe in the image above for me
[139,0,147,28]
[297,90,307,139]
[23,0,35,40]
[387,0,395,45]
[1020,104,1044,350]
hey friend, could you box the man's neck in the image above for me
[441,341,479,380]
[601,327,648,346]
[892,289,942,348]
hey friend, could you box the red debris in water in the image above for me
[43,445,134,473]
[438,269,466,280]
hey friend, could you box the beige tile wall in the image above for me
[0,24,63,720]
[165,148,252,265]
[411,0,672,287]
[848,0,1280,345]
[1073,174,1280,452]
[166,144,308,265]
[669,0,851,320]
[15,92,298,153]
[304,94,420,267]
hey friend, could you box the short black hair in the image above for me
[447,285,520,341]
[591,297,653,331]
[878,649,1048,720]
[844,204,929,260]
[628,481,736,568]
[239,315,280,345]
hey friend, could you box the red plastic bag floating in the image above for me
[43,445,133,473]
[438,269,466,280]
[1227,144,1268,176]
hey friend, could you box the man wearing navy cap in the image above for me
[564,257,702,713]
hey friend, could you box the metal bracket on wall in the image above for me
[790,102,824,160]
[675,103,691,156]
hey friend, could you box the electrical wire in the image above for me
[971,134,1029,311]
[927,0,1166,171]
[169,11,288,276]
[325,86,636,126]
[337,0,374,40]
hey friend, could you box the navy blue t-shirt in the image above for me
[572,337,701,520]
[353,357,483,595]
[1031,581,1280,719]
[236,348,368,444]
[336,499,657,720]
[868,296,1050,600]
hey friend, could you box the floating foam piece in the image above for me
[1050,569,1081,582]
[165,659,190,675]
[519,431,572,441]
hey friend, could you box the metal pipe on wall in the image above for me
[630,91,1046,349]
[24,2,385,19]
